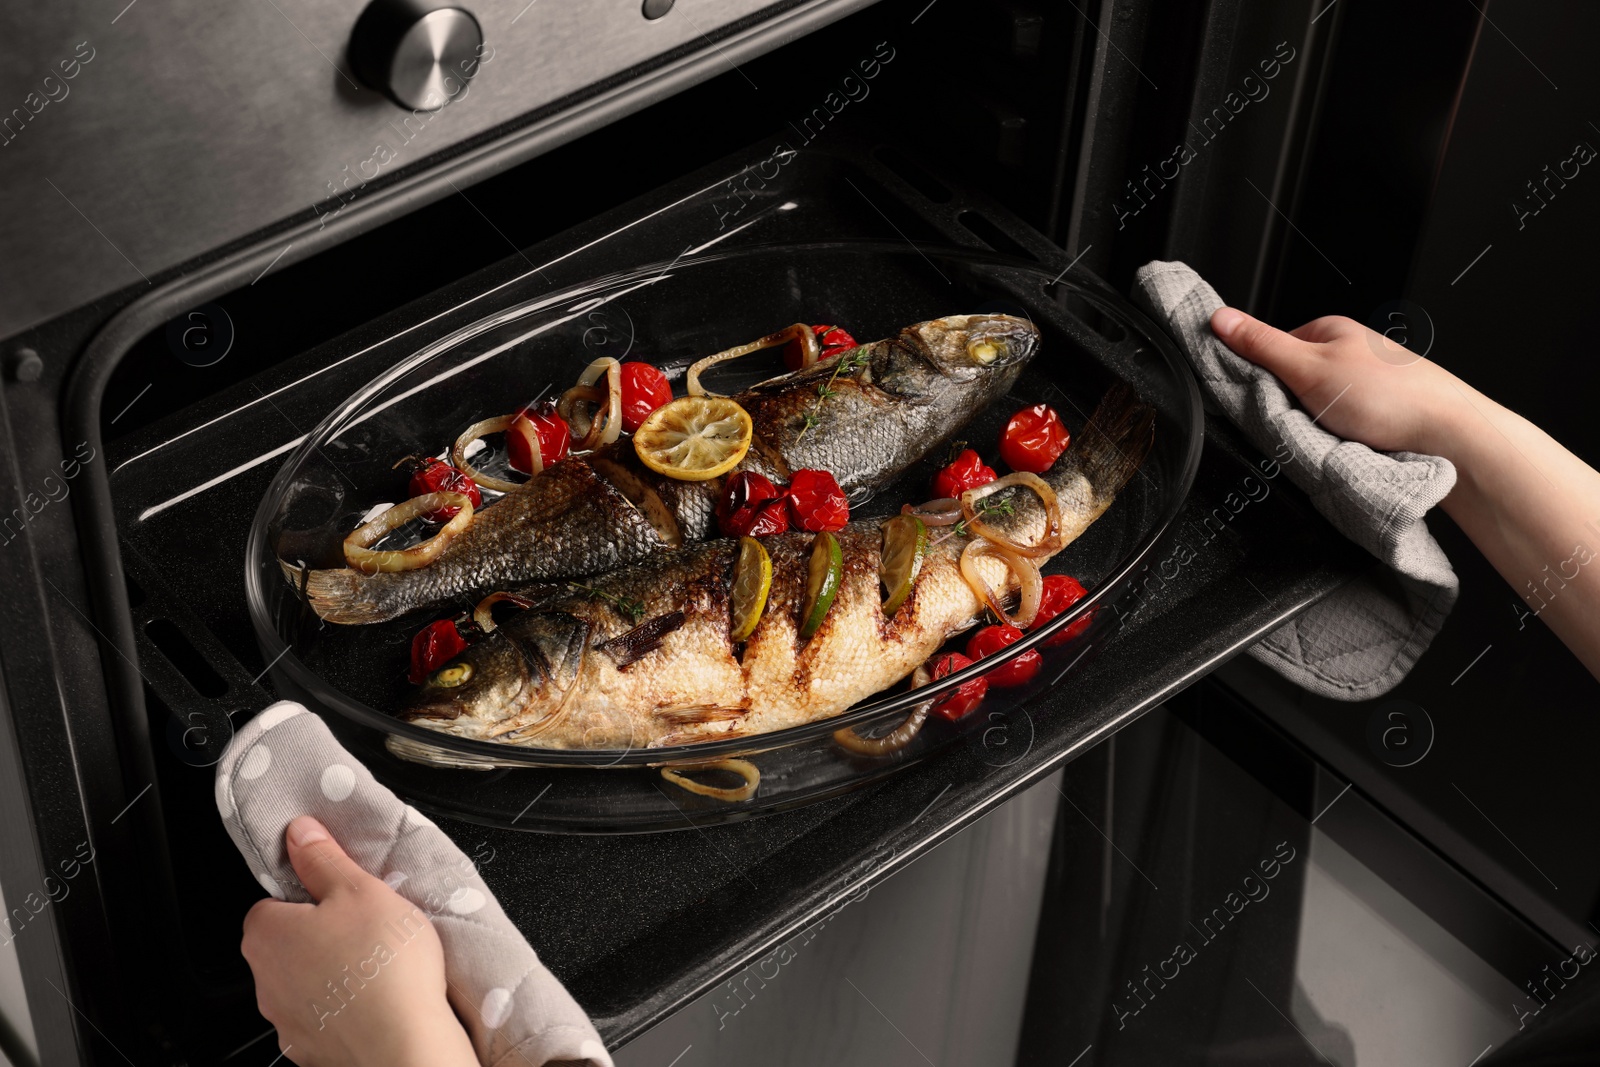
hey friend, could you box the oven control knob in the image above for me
[349,0,483,112]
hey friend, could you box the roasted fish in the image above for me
[297,314,1040,625]
[399,385,1153,749]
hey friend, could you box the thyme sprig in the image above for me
[795,346,870,441]
[931,494,1017,546]
[568,581,645,622]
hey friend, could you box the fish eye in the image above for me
[968,340,1004,364]
[431,663,473,688]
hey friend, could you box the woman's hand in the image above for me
[1209,307,1473,456]
[1212,305,1600,682]
[241,816,479,1067]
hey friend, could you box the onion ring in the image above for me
[343,492,472,573]
[473,592,533,634]
[833,665,932,756]
[659,758,760,801]
[687,323,817,398]
[452,415,524,493]
[558,360,622,450]
[960,472,1062,558]
[959,539,1044,628]
[902,498,962,526]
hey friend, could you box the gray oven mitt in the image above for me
[214,700,612,1067]
[1132,260,1459,700]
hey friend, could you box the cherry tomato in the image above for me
[506,400,571,473]
[929,652,988,721]
[408,619,469,685]
[965,624,1042,688]
[787,468,849,531]
[783,324,859,371]
[743,498,791,537]
[620,362,673,433]
[717,472,789,537]
[1032,574,1091,646]
[932,448,998,500]
[999,404,1070,473]
[407,457,482,522]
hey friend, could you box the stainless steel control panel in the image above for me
[0,0,853,338]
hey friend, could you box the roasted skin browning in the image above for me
[296,314,1040,625]
[401,384,1154,750]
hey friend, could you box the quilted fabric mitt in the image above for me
[215,701,612,1067]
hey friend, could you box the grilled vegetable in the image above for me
[620,361,673,433]
[295,314,1040,624]
[786,468,848,532]
[406,458,481,522]
[965,624,1040,688]
[879,514,927,615]
[801,530,844,639]
[1000,403,1070,473]
[399,384,1151,750]
[929,652,987,721]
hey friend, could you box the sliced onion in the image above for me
[903,498,962,526]
[506,414,544,476]
[473,592,533,634]
[659,758,760,801]
[960,540,1044,628]
[960,472,1062,558]
[343,492,472,573]
[558,359,622,450]
[687,323,817,398]
[834,665,932,756]
[452,415,524,494]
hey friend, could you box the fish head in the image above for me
[401,611,591,735]
[901,313,1040,380]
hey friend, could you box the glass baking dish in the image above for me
[245,242,1202,830]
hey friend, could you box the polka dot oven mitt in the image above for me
[215,701,613,1067]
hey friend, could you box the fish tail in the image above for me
[1069,382,1155,502]
[285,561,414,625]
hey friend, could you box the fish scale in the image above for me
[296,314,1039,624]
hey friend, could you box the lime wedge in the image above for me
[801,530,844,638]
[730,536,772,642]
[879,514,927,615]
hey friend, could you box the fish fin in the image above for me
[597,610,686,668]
[651,704,747,725]
[290,562,406,626]
[1073,382,1155,500]
[651,726,748,747]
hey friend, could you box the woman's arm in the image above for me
[1211,307,1600,680]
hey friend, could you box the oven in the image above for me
[2,0,1596,1064]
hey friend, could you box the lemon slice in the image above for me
[879,514,927,615]
[730,536,772,641]
[633,396,753,481]
[801,530,844,638]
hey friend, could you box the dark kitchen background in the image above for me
[0,0,1595,1065]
